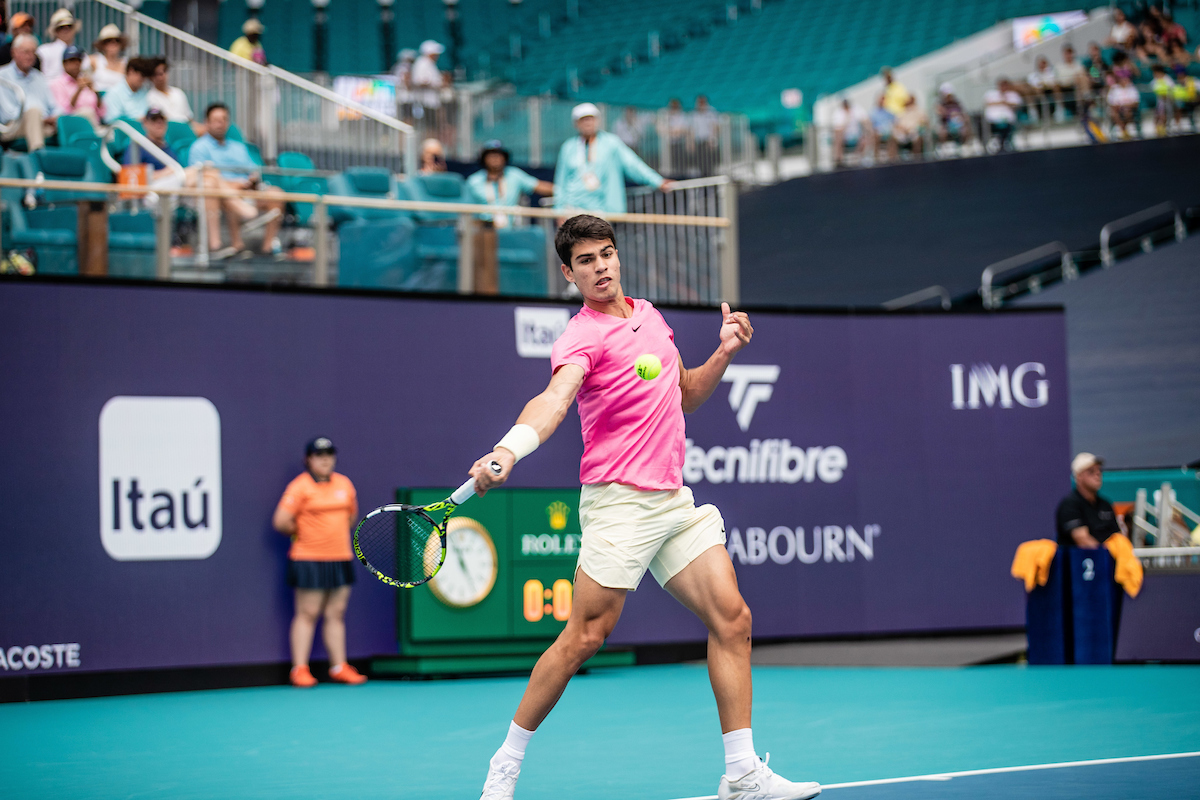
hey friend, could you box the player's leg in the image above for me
[480,570,626,799]
[514,568,626,729]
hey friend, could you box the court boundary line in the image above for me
[666,750,1200,799]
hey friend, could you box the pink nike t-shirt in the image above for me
[551,297,685,490]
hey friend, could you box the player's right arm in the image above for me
[469,364,585,494]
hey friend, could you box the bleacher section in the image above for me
[738,135,1200,306]
[1014,234,1200,469]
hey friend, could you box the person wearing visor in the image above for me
[273,437,367,687]
[553,102,672,214]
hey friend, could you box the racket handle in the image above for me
[451,461,503,505]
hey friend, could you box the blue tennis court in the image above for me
[3,664,1197,799]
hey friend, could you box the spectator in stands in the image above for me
[419,137,447,174]
[273,437,368,688]
[230,18,267,66]
[880,67,911,116]
[102,57,152,123]
[410,40,445,121]
[692,95,719,176]
[0,13,35,67]
[467,139,553,227]
[1107,71,1141,139]
[391,48,416,117]
[189,102,285,258]
[933,84,972,150]
[1171,62,1198,130]
[146,57,203,135]
[1026,55,1061,122]
[890,95,927,158]
[831,97,869,166]
[614,106,643,150]
[1055,453,1120,549]
[1150,64,1176,136]
[868,95,894,162]
[0,35,59,152]
[123,107,179,172]
[1107,8,1138,52]
[50,45,101,129]
[665,97,689,175]
[0,12,36,65]
[36,8,84,80]
[983,78,1021,152]
[89,24,128,93]
[554,102,671,214]
[1161,10,1188,49]
[1056,45,1088,119]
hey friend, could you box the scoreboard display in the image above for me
[377,487,634,676]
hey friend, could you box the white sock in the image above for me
[492,720,535,767]
[722,728,759,780]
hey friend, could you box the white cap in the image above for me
[419,40,445,56]
[938,82,955,96]
[571,102,600,122]
[1071,452,1103,475]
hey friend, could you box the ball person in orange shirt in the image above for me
[272,437,368,687]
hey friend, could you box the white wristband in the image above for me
[495,424,540,462]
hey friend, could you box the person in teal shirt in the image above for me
[553,103,672,214]
[466,140,554,227]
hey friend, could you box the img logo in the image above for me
[99,396,222,561]
[950,363,1048,409]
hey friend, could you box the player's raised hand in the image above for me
[718,301,753,355]
[470,450,513,496]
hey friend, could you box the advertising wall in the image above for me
[0,281,1070,674]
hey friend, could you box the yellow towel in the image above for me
[1104,532,1143,598]
[1011,539,1058,592]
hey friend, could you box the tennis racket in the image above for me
[353,461,502,588]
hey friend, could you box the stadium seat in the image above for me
[275,151,327,226]
[337,217,426,290]
[497,226,548,296]
[326,166,409,224]
[402,171,472,224]
[166,121,197,153]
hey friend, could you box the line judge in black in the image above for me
[1055,452,1121,548]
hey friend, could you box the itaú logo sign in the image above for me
[950,363,1048,409]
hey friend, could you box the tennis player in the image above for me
[469,215,820,799]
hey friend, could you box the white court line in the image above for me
[666,750,1200,800]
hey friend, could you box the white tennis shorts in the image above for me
[577,482,726,590]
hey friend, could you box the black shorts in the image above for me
[288,560,357,590]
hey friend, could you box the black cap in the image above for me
[305,436,336,456]
[479,138,510,166]
[145,107,166,121]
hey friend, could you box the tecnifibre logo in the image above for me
[721,364,780,431]
[99,397,222,561]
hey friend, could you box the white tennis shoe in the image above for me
[479,758,521,800]
[717,753,821,800]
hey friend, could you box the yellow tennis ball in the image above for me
[635,353,662,380]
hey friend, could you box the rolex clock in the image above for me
[428,517,499,608]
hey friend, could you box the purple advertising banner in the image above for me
[0,281,1069,675]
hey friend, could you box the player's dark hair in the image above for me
[555,214,617,266]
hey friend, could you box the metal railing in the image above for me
[980,241,1075,310]
[1099,202,1185,268]
[882,285,951,311]
[0,176,736,304]
[9,0,418,174]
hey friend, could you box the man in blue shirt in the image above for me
[0,35,60,150]
[466,140,554,228]
[188,102,283,257]
[553,103,672,214]
[122,107,179,172]
[101,57,152,124]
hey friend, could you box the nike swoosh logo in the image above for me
[632,325,642,332]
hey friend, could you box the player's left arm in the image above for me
[678,302,753,413]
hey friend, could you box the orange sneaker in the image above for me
[290,664,318,688]
[329,663,368,685]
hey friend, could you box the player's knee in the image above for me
[716,600,752,642]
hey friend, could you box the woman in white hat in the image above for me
[89,23,128,93]
[36,8,85,80]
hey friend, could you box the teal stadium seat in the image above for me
[326,166,408,224]
[275,151,327,226]
[402,171,472,224]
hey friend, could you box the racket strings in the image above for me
[354,508,443,586]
